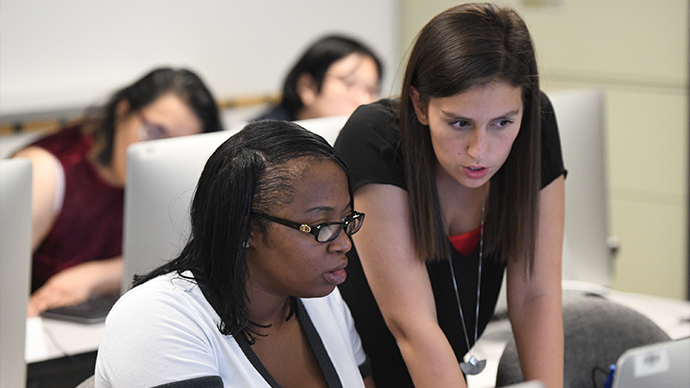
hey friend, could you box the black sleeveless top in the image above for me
[333,94,566,387]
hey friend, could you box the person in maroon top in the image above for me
[13,67,223,317]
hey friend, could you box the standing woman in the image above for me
[14,67,223,316]
[96,120,374,387]
[335,3,565,388]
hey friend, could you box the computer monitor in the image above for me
[0,158,32,388]
[612,337,690,388]
[549,89,613,287]
[121,116,349,293]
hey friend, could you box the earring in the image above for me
[242,241,250,248]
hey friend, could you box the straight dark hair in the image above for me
[398,3,541,272]
[90,67,223,166]
[133,120,349,338]
[280,34,383,119]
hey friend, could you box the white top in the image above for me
[95,272,368,387]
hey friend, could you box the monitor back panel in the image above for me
[549,89,612,286]
[613,337,690,388]
[0,158,32,388]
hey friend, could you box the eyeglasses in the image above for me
[253,211,365,243]
[136,113,170,141]
[326,74,379,101]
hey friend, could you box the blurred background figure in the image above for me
[13,67,223,317]
[254,34,383,122]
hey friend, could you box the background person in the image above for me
[334,3,566,387]
[14,67,223,317]
[254,34,383,121]
[96,120,375,388]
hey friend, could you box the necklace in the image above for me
[448,193,487,376]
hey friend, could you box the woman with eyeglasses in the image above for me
[334,4,565,388]
[95,120,374,388]
[254,34,383,122]
[13,67,223,317]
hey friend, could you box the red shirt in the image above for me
[448,225,482,256]
[29,127,124,291]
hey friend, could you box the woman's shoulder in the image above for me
[334,99,407,190]
[29,125,89,151]
[252,103,293,122]
[337,100,399,144]
[108,272,219,331]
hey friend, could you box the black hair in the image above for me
[90,67,223,165]
[133,120,349,338]
[279,34,383,120]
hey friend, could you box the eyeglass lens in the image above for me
[316,214,363,242]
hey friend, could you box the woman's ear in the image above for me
[246,230,257,250]
[296,73,318,107]
[409,87,429,126]
[114,99,131,125]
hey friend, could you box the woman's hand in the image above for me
[28,257,123,317]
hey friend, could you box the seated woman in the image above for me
[95,120,375,388]
[254,34,383,121]
[13,67,223,316]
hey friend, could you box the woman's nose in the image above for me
[328,227,352,253]
[466,130,488,160]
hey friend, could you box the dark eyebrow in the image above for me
[305,206,336,215]
[304,202,351,215]
[441,109,521,121]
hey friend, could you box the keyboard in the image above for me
[41,294,120,324]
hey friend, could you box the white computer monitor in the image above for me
[0,158,32,388]
[549,89,613,287]
[121,116,349,293]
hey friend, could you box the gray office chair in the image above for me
[495,296,670,388]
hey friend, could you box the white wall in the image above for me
[402,0,689,299]
[0,0,400,116]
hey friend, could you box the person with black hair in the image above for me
[14,67,223,316]
[95,120,374,388]
[254,34,383,121]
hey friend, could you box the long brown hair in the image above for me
[399,3,541,271]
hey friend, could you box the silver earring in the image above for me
[242,241,250,248]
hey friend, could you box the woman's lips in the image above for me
[463,166,488,179]
[324,263,347,285]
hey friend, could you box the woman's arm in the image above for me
[15,146,124,316]
[352,183,468,388]
[507,175,565,388]
[363,375,376,388]
[13,146,61,251]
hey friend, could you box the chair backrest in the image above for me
[0,158,32,388]
[495,297,671,388]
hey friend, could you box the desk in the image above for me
[25,317,103,363]
[23,287,689,388]
[25,317,103,388]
